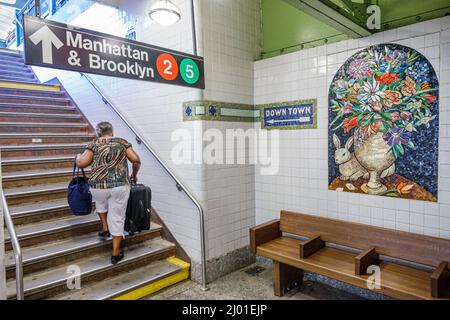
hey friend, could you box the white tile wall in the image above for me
[254,16,450,240]
[199,0,260,259]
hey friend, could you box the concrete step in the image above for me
[4,215,100,250]
[0,58,27,66]
[2,167,91,188]
[0,143,86,157]
[5,224,163,278]
[0,103,77,114]
[3,181,68,206]
[0,64,31,73]
[0,75,37,83]
[0,111,82,123]
[0,87,64,98]
[0,79,42,89]
[9,199,74,225]
[0,70,35,80]
[0,56,25,66]
[6,238,176,299]
[0,49,22,57]
[0,122,90,133]
[1,155,77,172]
[50,258,185,300]
[0,52,24,60]
[0,93,70,106]
[0,133,94,145]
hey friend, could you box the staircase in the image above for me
[0,49,189,300]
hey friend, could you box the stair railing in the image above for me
[82,74,208,291]
[2,191,24,300]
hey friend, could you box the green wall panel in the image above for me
[262,0,348,58]
[262,0,450,59]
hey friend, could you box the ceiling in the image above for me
[262,0,450,59]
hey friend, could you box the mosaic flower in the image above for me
[342,102,353,115]
[391,111,400,122]
[343,116,358,133]
[383,127,412,147]
[359,79,385,103]
[401,77,417,97]
[370,101,383,112]
[424,94,437,103]
[383,90,402,108]
[400,111,413,121]
[376,73,399,86]
[348,59,372,79]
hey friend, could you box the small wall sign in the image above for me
[183,100,260,122]
[259,99,318,130]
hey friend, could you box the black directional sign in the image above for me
[23,15,205,89]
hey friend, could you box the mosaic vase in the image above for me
[354,130,395,195]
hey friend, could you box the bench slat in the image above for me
[280,211,450,268]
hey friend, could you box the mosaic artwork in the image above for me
[328,44,439,202]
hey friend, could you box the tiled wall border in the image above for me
[183,99,318,130]
[183,100,260,123]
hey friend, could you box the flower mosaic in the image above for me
[328,44,439,202]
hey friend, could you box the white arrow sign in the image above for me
[29,25,64,64]
[267,118,311,125]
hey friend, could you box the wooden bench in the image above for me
[250,211,450,300]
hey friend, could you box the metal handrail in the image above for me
[82,74,208,291]
[2,191,24,300]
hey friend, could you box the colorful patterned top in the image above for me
[86,138,132,189]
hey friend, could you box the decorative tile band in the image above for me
[183,99,318,131]
[183,100,260,123]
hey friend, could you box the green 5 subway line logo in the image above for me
[23,15,205,89]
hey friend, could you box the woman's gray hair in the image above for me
[96,122,114,137]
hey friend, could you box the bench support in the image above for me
[250,220,281,254]
[273,261,304,297]
[299,236,325,259]
[355,247,379,276]
[431,261,450,298]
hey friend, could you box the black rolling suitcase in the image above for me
[125,184,151,236]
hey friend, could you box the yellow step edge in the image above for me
[0,81,61,92]
[0,49,20,55]
[113,257,190,301]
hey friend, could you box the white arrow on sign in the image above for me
[266,118,310,125]
[29,25,64,64]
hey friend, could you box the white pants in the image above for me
[90,185,131,237]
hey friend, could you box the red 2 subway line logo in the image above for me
[24,15,205,89]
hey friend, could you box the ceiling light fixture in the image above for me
[149,0,181,27]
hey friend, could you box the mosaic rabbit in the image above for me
[333,134,395,182]
[333,134,369,182]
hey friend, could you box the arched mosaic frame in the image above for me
[328,44,439,202]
